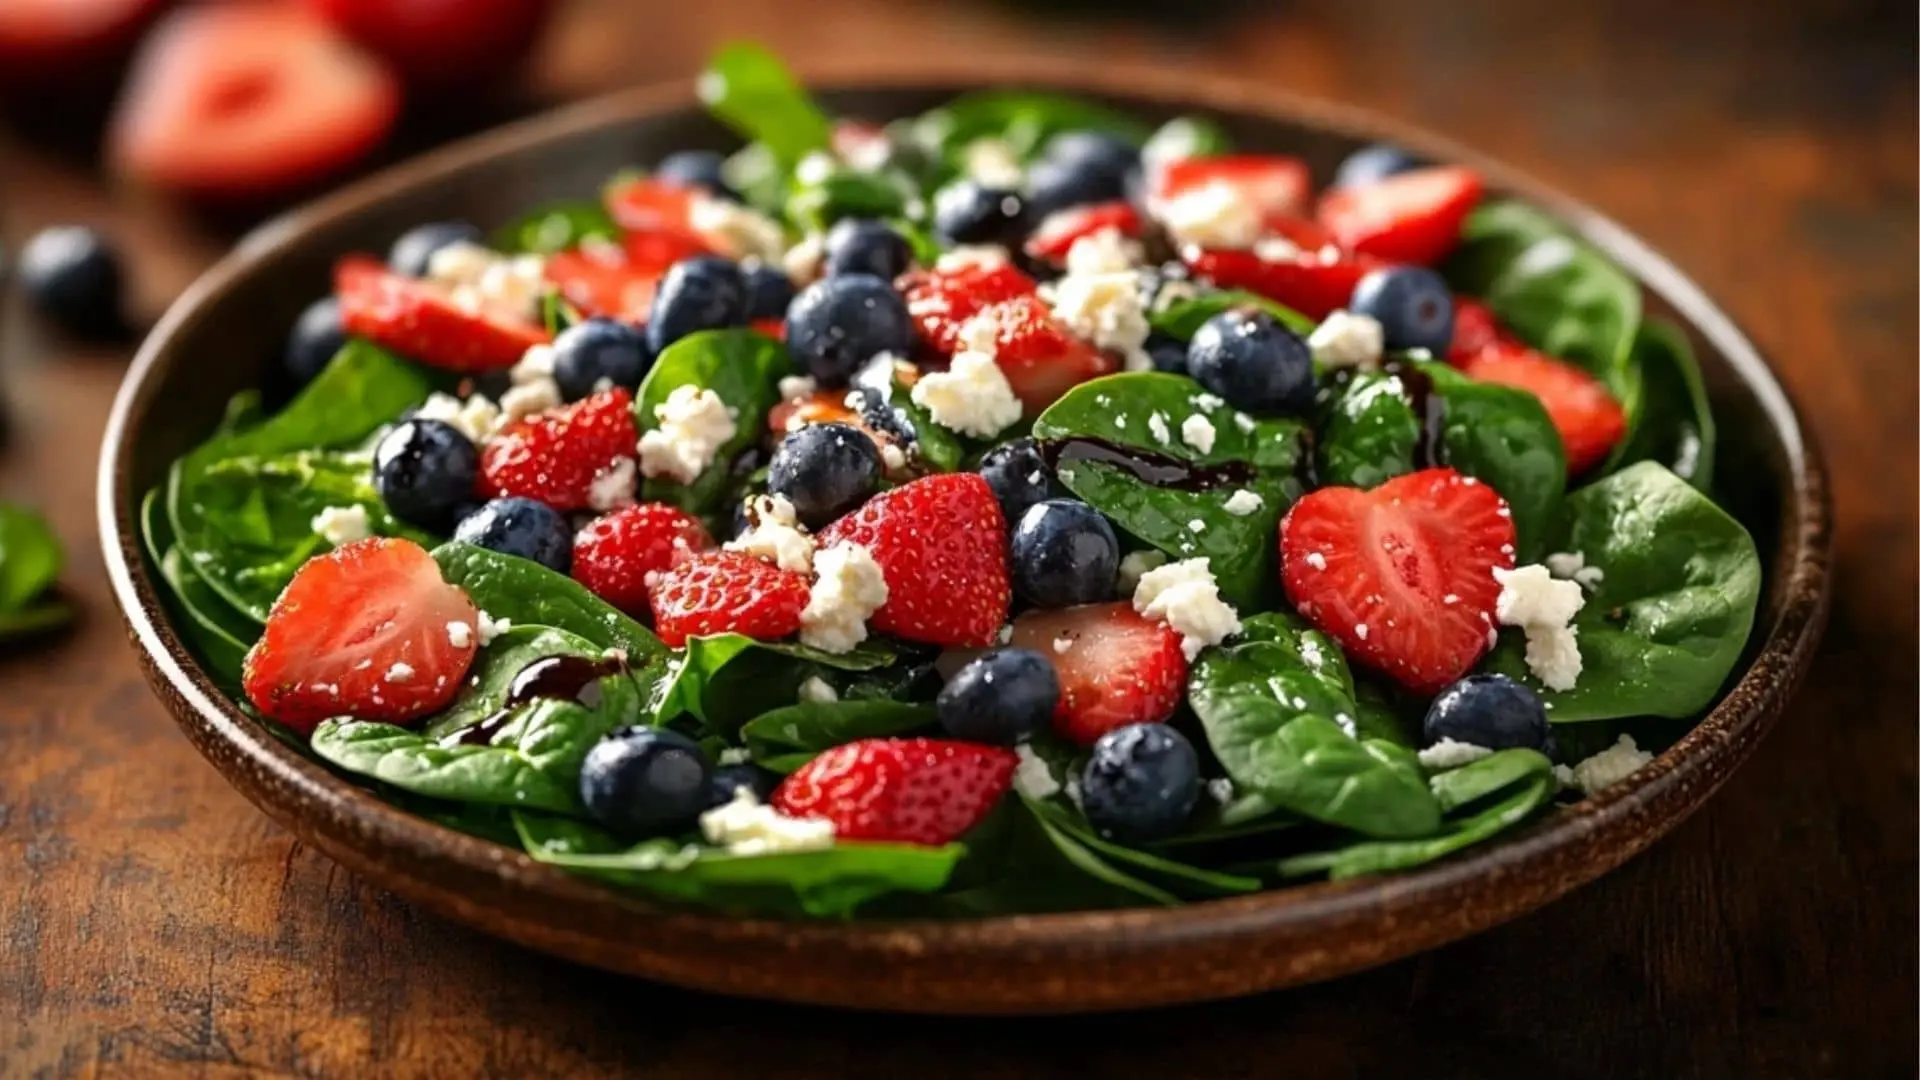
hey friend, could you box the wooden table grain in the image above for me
[3,0,1914,1075]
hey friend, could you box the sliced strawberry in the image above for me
[1316,165,1484,268]
[604,175,705,245]
[767,386,859,435]
[967,295,1118,415]
[751,317,787,341]
[1024,201,1144,265]
[772,737,1017,846]
[242,538,479,733]
[479,387,639,511]
[0,0,165,88]
[898,262,1039,355]
[335,256,550,372]
[107,2,401,200]
[572,503,714,618]
[1185,247,1381,322]
[817,473,1010,648]
[304,0,555,91]
[1008,602,1189,747]
[1280,468,1515,695]
[1154,154,1312,219]
[647,550,810,648]
[1448,296,1507,363]
[1460,343,1626,474]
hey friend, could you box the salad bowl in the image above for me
[98,57,1831,1013]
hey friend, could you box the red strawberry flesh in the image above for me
[1009,602,1189,747]
[772,737,1017,846]
[817,473,1010,648]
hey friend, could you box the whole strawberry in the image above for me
[572,503,714,618]
[647,550,811,647]
[817,473,1010,648]
[772,737,1017,846]
[479,386,638,512]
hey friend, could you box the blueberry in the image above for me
[767,422,883,529]
[1349,266,1455,354]
[932,181,1030,246]
[1186,307,1316,415]
[284,297,346,390]
[654,149,740,202]
[706,762,780,809]
[783,274,916,386]
[1143,331,1188,375]
[551,317,651,400]
[742,263,796,321]
[977,438,1057,526]
[646,256,747,354]
[1421,674,1550,752]
[453,497,573,573]
[936,647,1059,746]
[1333,143,1424,189]
[374,419,479,532]
[388,221,482,277]
[18,226,123,339]
[823,218,913,280]
[1026,131,1138,217]
[1080,723,1200,844]
[580,726,714,836]
[1012,499,1119,609]
[1042,131,1140,181]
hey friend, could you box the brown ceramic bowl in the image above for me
[98,61,1831,1014]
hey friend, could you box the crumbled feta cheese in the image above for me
[1493,564,1586,691]
[725,493,816,573]
[638,385,738,484]
[446,621,474,649]
[797,675,839,704]
[781,233,826,283]
[1252,235,1302,263]
[879,442,908,472]
[1417,737,1494,771]
[587,457,637,512]
[1222,489,1264,516]
[1298,635,1328,671]
[1147,411,1172,445]
[1012,743,1061,799]
[1052,635,1075,654]
[1560,735,1655,795]
[689,192,786,263]
[424,241,494,287]
[1308,310,1386,371]
[429,243,548,323]
[699,787,835,855]
[1206,777,1235,804]
[1180,413,1217,454]
[962,136,1024,188]
[910,351,1022,438]
[717,746,753,766]
[1232,411,1257,434]
[1049,268,1151,357]
[1546,550,1606,591]
[510,343,557,386]
[934,244,1011,273]
[1117,549,1168,595]
[794,150,836,186]
[413,392,500,444]
[799,544,889,653]
[499,378,562,427]
[1355,623,1370,640]
[475,610,511,646]
[385,662,415,684]
[1149,278,1201,313]
[1132,557,1243,660]
[1187,519,1206,533]
[311,505,371,547]
[1157,181,1263,250]
[777,374,818,400]
[1063,227,1144,275]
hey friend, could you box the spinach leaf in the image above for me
[913,91,1151,165]
[741,700,935,772]
[493,200,620,255]
[1481,462,1761,721]
[651,632,896,729]
[0,503,62,612]
[1023,797,1261,898]
[1141,116,1233,164]
[1277,775,1554,880]
[1032,372,1309,610]
[720,142,789,217]
[1189,613,1442,839]
[158,546,252,684]
[697,42,832,168]
[633,330,794,513]
[785,165,915,233]
[430,541,670,679]
[1605,317,1716,490]
[0,601,73,644]
[1426,748,1554,812]
[421,626,615,740]
[855,367,965,473]
[1149,290,1314,340]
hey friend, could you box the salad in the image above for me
[142,43,1762,919]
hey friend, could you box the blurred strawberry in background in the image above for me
[0,0,168,91]
[307,0,556,92]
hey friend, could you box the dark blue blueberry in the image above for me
[767,422,883,529]
[1080,723,1200,844]
[283,297,346,390]
[823,218,913,280]
[706,762,781,809]
[783,274,916,387]
[388,221,482,277]
[452,497,573,573]
[551,317,651,400]
[742,263,796,321]
[1186,307,1316,415]
[373,419,479,533]
[977,438,1057,526]
[1349,266,1455,354]
[1333,143,1424,189]
[645,256,748,354]
[18,226,123,339]
[1012,499,1119,609]
[654,149,740,202]
[1026,131,1139,217]
[1043,131,1140,181]
[1421,674,1550,753]
[1143,331,1189,375]
[580,727,714,836]
[936,647,1059,746]
[932,181,1030,246]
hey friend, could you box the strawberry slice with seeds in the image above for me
[1448,296,1507,363]
[604,175,706,247]
[647,550,811,647]
[965,294,1118,415]
[1460,343,1627,474]
[898,261,1039,355]
[241,538,479,734]
[817,473,1010,648]
[335,256,550,372]
[1154,154,1312,219]
[572,503,714,618]
[1024,201,1144,265]
[1008,602,1189,747]
[1280,467,1516,695]
[1185,247,1382,322]
[479,387,639,511]
[1316,165,1484,267]
[772,737,1017,846]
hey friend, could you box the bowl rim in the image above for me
[96,57,1834,1009]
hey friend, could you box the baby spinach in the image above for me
[430,542,669,677]
[698,42,832,168]
[0,502,69,644]
[740,700,935,772]
[1277,775,1554,880]
[1149,290,1314,341]
[650,631,895,731]
[785,165,915,232]
[1032,372,1309,610]
[1481,462,1761,721]
[854,367,965,473]
[633,329,794,514]
[1023,797,1261,899]
[1189,613,1442,839]
[422,626,613,740]
[158,546,252,684]
[1606,317,1716,491]
[493,200,619,255]
[912,90,1151,165]
[1427,748,1554,812]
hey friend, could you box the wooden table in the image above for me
[3,0,1913,1074]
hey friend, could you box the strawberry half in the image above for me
[965,294,1118,415]
[1448,296,1507,363]
[772,737,1017,846]
[1024,201,1144,265]
[1008,602,1189,747]
[1316,165,1485,268]
[1185,247,1381,322]
[335,256,550,372]
[1460,343,1627,474]
[817,473,1010,648]
[647,550,810,647]
[1279,468,1516,695]
[898,261,1039,355]
[1154,154,1312,219]
[541,228,706,323]
[604,175,704,245]
[479,387,639,511]
[241,538,479,734]
[572,503,714,618]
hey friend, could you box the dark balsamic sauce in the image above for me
[1039,436,1256,492]
[450,652,628,746]
[1385,360,1450,470]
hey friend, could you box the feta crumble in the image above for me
[384,662,416,684]
[782,232,826,283]
[1557,735,1654,794]
[1012,743,1061,799]
[1062,227,1144,275]
[509,343,557,386]
[1132,557,1243,660]
[1307,310,1386,371]
[880,442,908,472]
[1049,268,1151,357]
[1180,413,1217,454]
[777,374,818,400]
[689,193,786,263]
[446,621,474,649]
[475,611,511,646]
[1417,737,1494,771]
[910,351,1022,438]
[717,746,753,766]
[413,391,500,444]
[311,505,371,547]
[1493,564,1586,691]
[1206,777,1236,804]
[725,493,817,574]
[1222,489,1264,516]
[428,243,548,323]
[1146,411,1172,444]
[499,378,562,427]
[799,544,889,653]
[699,787,835,855]
[1545,550,1607,591]
[962,136,1025,188]
[638,385,737,484]
[797,675,839,704]
[934,244,1011,273]
[1157,181,1263,250]
[587,457,637,512]
[1116,549,1168,595]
